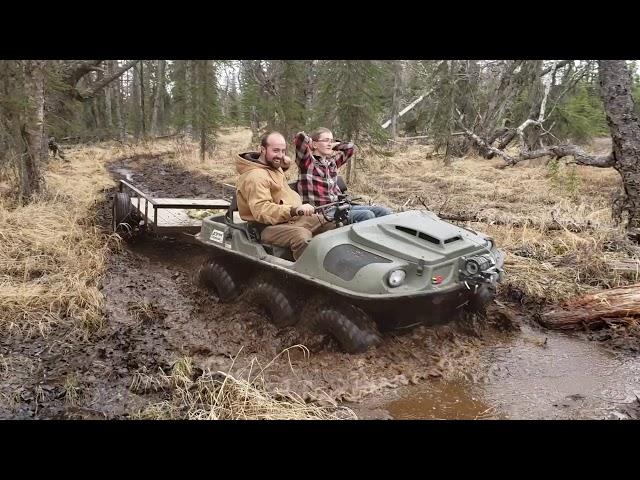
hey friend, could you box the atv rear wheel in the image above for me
[246,280,297,328]
[302,302,382,354]
[198,258,241,303]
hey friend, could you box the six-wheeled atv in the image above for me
[112,178,505,353]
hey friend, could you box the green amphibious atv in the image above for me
[113,177,505,354]
[195,180,505,353]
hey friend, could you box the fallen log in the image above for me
[153,133,185,140]
[539,283,640,330]
[433,209,598,233]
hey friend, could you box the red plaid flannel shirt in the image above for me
[293,131,357,206]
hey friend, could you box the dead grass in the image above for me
[132,347,357,420]
[0,142,178,335]
[0,167,109,334]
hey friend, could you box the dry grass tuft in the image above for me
[133,346,357,420]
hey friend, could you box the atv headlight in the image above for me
[388,269,406,287]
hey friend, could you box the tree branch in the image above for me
[455,109,515,163]
[74,60,140,101]
[381,90,433,129]
[458,105,615,168]
[64,60,104,86]
[437,209,598,233]
[540,60,572,76]
[514,145,616,167]
[538,61,557,122]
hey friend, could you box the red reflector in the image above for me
[432,275,443,285]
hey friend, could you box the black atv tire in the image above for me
[467,284,496,314]
[303,303,382,354]
[198,259,241,303]
[112,192,137,233]
[246,280,297,328]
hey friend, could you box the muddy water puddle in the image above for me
[383,325,640,420]
[386,380,497,419]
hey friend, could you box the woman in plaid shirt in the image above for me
[293,128,392,223]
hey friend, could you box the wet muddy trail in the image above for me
[3,154,638,419]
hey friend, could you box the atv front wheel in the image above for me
[467,284,496,314]
[302,302,382,354]
[198,259,241,303]
[246,280,297,328]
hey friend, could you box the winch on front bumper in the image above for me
[458,249,505,290]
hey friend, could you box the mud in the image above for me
[370,325,640,419]
[3,153,640,420]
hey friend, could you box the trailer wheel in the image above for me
[198,259,241,303]
[301,302,382,354]
[246,280,297,328]
[112,192,137,233]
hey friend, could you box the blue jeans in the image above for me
[326,204,392,223]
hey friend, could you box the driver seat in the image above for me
[225,191,295,261]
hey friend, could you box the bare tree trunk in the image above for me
[104,62,113,132]
[20,60,45,202]
[250,106,260,142]
[390,60,402,140]
[139,61,146,138]
[151,60,165,136]
[459,60,640,239]
[64,60,139,101]
[174,60,187,135]
[186,60,196,138]
[522,61,544,150]
[221,71,230,119]
[92,97,102,132]
[345,130,358,184]
[131,65,141,139]
[111,62,125,141]
[484,61,520,131]
[346,152,357,184]
[382,93,429,129]
[93,68,104,136]
[199,61,207,162]
[599,60,640,235]
[304,60,315,112]
[159,77,165,134]
[345,156,352,183]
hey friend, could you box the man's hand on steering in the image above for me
[290,204,315,217]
